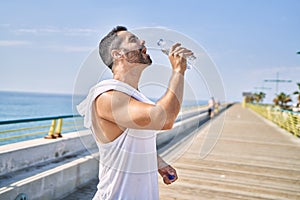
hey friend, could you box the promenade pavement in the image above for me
[61,104,300,200]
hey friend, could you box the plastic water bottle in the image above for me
[168,174,175,180]
[157,38,196,69]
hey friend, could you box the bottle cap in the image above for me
[168,174,175,180]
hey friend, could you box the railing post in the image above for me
[0,114,82,143]
[45,119,57,139]
[290,114,297,136]
[242,97,246,108]
[297,114,300,137]
[54,118,63,138]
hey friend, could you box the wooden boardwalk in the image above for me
[62,104,300,199]
[158,104,300,200]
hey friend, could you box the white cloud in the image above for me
[15,28,38,34]
[46,45,95,52]
[15,27,63,34]
[14,27,100,36]
[0,40,31,46]
[64,28,99,36]
[0,23,10,28]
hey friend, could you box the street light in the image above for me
[264,72,292,94]
[254,87,272,90]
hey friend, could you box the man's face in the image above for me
[117,31,152,66]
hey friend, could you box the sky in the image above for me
[0,0,299,103]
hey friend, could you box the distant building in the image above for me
[242,92,254,108]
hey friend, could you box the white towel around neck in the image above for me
[76,79,154,129]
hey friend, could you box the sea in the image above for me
[0,91,85,146]
[0,91,206,146]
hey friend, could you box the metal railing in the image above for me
[0,103,230,146]
[0,115,85,145]
[247,104,300,137]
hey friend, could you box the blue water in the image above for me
[0,91,84,146]
[0,91,75,121]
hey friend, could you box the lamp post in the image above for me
[254,86,272,91]
[264,72,292,94]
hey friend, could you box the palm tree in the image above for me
[253,92,266,103]
[293,82,300,106]
[273,92,292,109]
[258,92,266,103]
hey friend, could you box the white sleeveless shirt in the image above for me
[77,79,159,200]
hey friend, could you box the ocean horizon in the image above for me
[0,91,81,146]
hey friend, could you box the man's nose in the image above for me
[140,39,145,46]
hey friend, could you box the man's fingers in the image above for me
[171,45,194,58]
[163,175,172,185]
[174,48,191,54]
[169,43,181,54]
[174,50,193,58]
[183,51,194,57]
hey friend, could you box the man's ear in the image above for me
[111,49,122,59]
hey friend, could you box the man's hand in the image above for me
[168,43,193,74]
[158,165,178,185]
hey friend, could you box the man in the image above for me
[208,97,215,118]
[77,26,193,199]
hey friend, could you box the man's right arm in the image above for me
[95,43,193,130]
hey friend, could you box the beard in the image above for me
[124,48,152,65]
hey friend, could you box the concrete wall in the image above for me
[0,152,98,200]
[0,130,96,176]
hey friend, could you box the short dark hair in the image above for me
[99,26,127,70]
